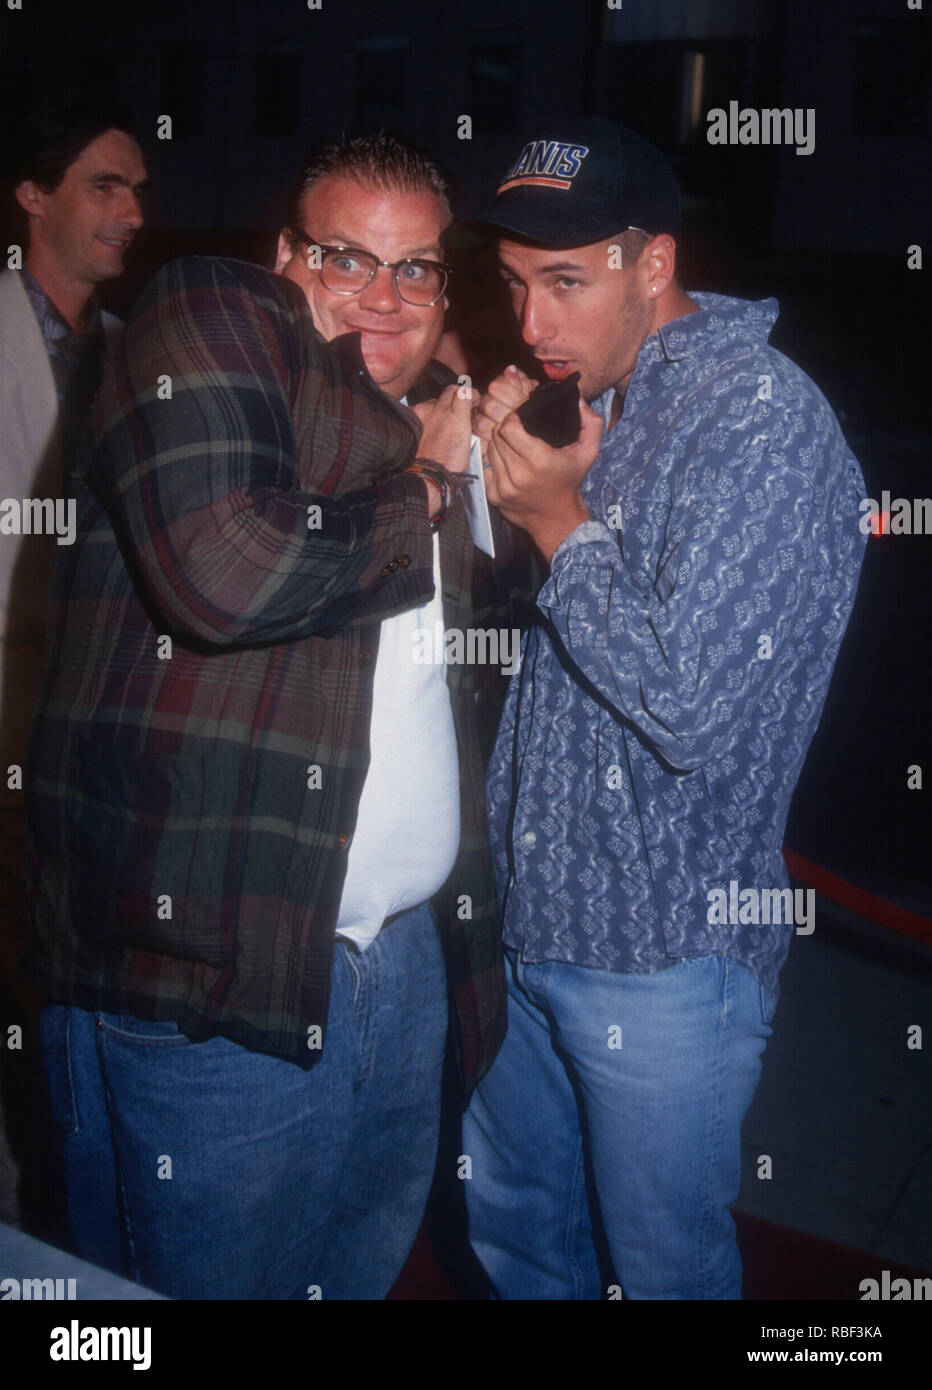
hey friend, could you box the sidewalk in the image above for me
[735,891,932,1276]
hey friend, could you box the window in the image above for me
[353,36,410,132]
[159,44,204,138]
[854,20,930,138]
[254,51,301,137]
[599,39,778,151]
[466,38,522,132]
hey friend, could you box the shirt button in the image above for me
[523,831,537,846]
[388,558,399,573]
[398,554,411,569]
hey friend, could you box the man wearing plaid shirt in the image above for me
[24,135,508,1300]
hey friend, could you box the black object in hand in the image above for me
[516,372,581,448]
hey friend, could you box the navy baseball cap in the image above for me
[473,117,681,248]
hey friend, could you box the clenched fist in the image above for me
[410,382,474,475]
[478,367,603,563]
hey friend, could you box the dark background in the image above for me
[1,0,929,903]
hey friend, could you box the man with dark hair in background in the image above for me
[0,95,146,1229]
[23,133,511,1299]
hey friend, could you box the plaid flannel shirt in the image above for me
[23,256,508,1093]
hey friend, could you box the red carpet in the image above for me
[388,1213,931,1300]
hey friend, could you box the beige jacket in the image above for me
[0,268,119,800]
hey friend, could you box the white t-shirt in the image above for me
[335,528,460,949]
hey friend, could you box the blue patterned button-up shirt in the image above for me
[487,292,866,1004]
[21,266,105,459]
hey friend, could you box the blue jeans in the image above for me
[40,903,447,1300]
[463,951,774,1299]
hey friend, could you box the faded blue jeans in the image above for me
[464,950,774,1299]
[40,903,447,1300]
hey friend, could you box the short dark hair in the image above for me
[2,93,138,192]
[616,226,651,264]
[285,131,452,235]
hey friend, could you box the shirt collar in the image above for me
[21,266,102,342]
[653,290,779,363]
[593,291,780,424]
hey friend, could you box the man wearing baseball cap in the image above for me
[464,118,866,1299]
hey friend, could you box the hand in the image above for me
[409,383,475,518]
[473,365,536,461]
[410,382,474,476]
[484,399,604,563]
